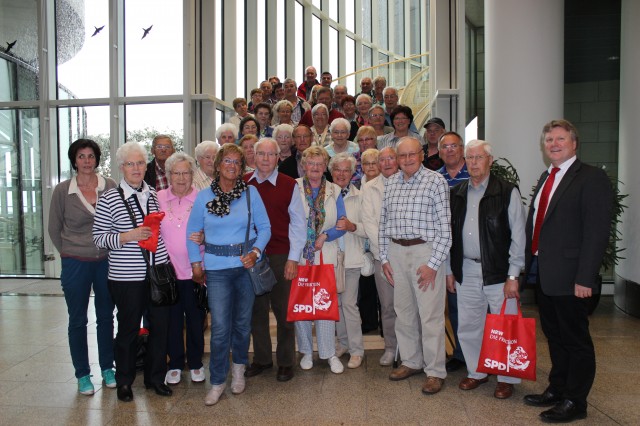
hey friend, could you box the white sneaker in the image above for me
[335,344,348,358]
[300,353,313,370]
[190,368,205,383]
[230,363,246,395]
[348,355,363,369]
[165,369,181,385]
[328,356,344,374]
[379,351,395,366]
[204,383,226,406]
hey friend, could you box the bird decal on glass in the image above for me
[142,25,153,40]
[91,26,105,37]
[5,40,17,54]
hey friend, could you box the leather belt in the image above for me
[205,237,257,256]
[391,238,426,247]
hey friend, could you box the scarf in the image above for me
[206,177,247,217]
[303,176,326,264]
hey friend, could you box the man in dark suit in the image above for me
[524,119,612,423]
[143,135,175,190]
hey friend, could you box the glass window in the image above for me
[277,0,285,78]
[215,0,223,99]
[362,0,372,42]
[345,36,356,95]
[378,53,389,82]
[0,109,43,275]
[125,103,184,154]
[394,61,406,87]
[393,0,405,55]
[56,0,109,99]
[295,2,304,85]
[312,0,321,9]
[377,0,388,49]
[363,45,372,70]
[257,0,266,83]
[1,2,39,101]
[345,0,355,33]
[124,0,183,96]
[312,15,321,74]
[329,27,338,84]
[237,0,246,97]
[329,0,338,22]
[410,0,421,55]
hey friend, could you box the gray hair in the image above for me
[311,103,329,116]
[330,117,351,133]
[369,104,386,116]
[165,152,197,182]
[116,142,148,167]
[283,77,297,86]
[361,148,380,163]
[373,76,387,86]
[215,123,238,141]
[356,93,372,106]
[464,139,493,157]
[273,99,294,113]
[254,137,281,155]
[194,140,220,159]
[382,86,398,97]
[273,123,294,139]
[329,152,357,174]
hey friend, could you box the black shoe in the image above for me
[244,362,273,377]
[276,366,294,382]
[117,385,133,402]
[524,389,564,407]
[145,383,173,397]
[445,358,465,373]
[539,400,587,423]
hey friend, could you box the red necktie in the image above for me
[531,167,560,254]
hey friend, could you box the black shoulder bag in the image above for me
[117,187,178,306]
[244,187,277,296]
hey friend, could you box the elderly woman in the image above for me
[310,103,332,147]
[325,118,359,158]
[93,142,173,402]
[355,94,373,126]
[187,144,271,406]
[254,102,274,138]
[216,123,239,146]
[341,95,359,141]
[360,148,381,185]
[238,116,260,142]
[273,123,295,163]
[348,126,380,186]
[329,152,367,369]
[193,140,220,190]
[239,134,258,172]
[48,139,117,395]
[272,99,294,126]
[295,146,346,374]
[368,104,394,138]
[158,153,206,386]
[377,105,421,150]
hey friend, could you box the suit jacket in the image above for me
[143,159,157,189]
[525,159,612,296]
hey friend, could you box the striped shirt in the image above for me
[93,182,170,281]
[379,165,452,270]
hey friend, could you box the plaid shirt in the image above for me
[379,165,452,270]
[154,160,169,191]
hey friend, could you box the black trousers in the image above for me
[108,279,171,386]
[536,284,595,410]
[358,274,380,333]
[167,279,205,370]
[250,253,295,367]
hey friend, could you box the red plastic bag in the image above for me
[476,299,537,381]
[138,212,165,253]
[287,253,339,321]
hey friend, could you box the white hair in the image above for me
[116,142,148,167]
[330,117,351,133]
[165,152,197,183]
[215,123,238,141]
[464,139,493,156]
[329,152,357,174]
[194,140,219,159]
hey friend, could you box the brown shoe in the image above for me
[389,365,422,381]
[421,376,444,395]
[494,382,514,399]
[459,376,489,390]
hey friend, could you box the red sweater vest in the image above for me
[245,172,297,255]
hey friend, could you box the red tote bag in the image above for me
[287,253,340,322]
[476,299,537,381]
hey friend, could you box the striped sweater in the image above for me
[93,186,169,281]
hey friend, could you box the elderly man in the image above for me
[244,138,306,382]
[279,125,313,179]
[144,134,175,190]
[297,66,320,101]
[447,139,526,400]
[361,146,399,366]
[524,120,612,423]
[260,81,274,105]
[332,84,348,113]
[379,137,452,395]
[383,87,418,134]
[283,78,310,125]
[298,86,345,128]
[359,77,374,97]
[422,117,445,170]
[436,131,470,373]
[373,76,386,105]
[228,98,252,129]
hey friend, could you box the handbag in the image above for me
[117,187,178,307]
[193,282,209,311]
[336,249,346,293]
[360,251,375,277]
[476,299,537,381]
[287,253,340,321]
[245,187,277,296]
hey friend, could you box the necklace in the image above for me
[166,199,193,228]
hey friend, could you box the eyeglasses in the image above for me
[466,155,489,162]
[333,168,352,174]
[255,151,278,158]
[170,171,192,178]
[123,160,146,168]
[199,155,215,161]
[154,144,172,150]
[440,144,460,151]
[305,160,325,168]
[222,158,242,166]
[397,151,420,160]
[332,130,349,135]
[369,113,385,118]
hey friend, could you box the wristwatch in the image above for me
[508,275,518,281]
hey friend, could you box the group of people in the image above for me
[49,66,611,423]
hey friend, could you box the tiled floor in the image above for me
[1,279,638,425]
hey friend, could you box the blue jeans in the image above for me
[60,257,114,378]
[206,267,255,385]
